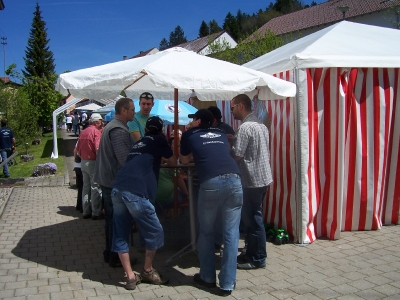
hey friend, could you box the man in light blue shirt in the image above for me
[127,92,154,142]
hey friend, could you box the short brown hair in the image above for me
[115,97,133,114]
[232,94,252,111]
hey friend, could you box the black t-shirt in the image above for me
[113,134,173,202]
[180,126,240,183]
[216,121,235,135]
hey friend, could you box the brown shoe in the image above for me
[125,274,142,290]
[140,268,169,285]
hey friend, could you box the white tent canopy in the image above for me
[75,103,102,111]
[244,21,400,74]
[56,47,296,101]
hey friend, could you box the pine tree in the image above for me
[199,21,210,38]
[223,12,240,41]
[23,3,56,80]
[159,38,170,51]
[209,20,222,34]
[169,25,187,46]
[23,3,60,127]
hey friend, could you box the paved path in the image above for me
[0,129,399,299]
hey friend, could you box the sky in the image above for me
[0,0,324,77]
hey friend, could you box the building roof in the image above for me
[252,0,399,38]
[175,31,226,53]
[130,47,158,59]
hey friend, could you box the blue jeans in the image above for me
[111,188,164,252]
[1,149,10,177]
[101,186,119,263]
[197,174,242,291]
[241,187,268,266]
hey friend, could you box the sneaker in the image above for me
[125,274,142,290]
[237,262,266,270]
[193,273,216,288]
[140,268,169,285]
[218,282,236,297]
[237,253,247,263]
[82,214,91,219]
[92,214,104,220]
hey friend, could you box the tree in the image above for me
[273,0,303,14]
[209,19,222,34]
[169,25,187,46]
[22,3,59,127]
[223,12,240,41]
[159,38,169,51]
[199,20,209,37]
[0,77,39,147]
[209,29,283,65]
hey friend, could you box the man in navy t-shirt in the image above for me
[0,119,16,178]
[111,116,176,290]
[180,109,242,296]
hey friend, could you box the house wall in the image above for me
[198,33,237,56]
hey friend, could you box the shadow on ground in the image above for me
[11,205,198,289]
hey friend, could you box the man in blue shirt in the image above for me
[111,116,176,290]
[180,109,242,297]
[127,92,154,142]
[0,119,16,178]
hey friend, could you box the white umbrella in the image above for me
[56,47,296,101]
[55,47,296,157]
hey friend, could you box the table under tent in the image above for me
[242,21,400,244]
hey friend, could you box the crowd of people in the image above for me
[69,92,272,296]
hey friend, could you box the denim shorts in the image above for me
[111,188,164,252]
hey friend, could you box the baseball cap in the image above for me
[145,116,163,133]
[207,106,222,120]
[188,109,214,127]
[90,113,103,122]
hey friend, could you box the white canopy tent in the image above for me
[55,47,296,158]
[243,21,400,244]
[75,103,102,111]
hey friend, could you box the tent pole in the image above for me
[294,69,306,245]
[173,88,179,218]
[52,111,59,158]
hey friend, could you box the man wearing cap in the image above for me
[180,109,242,296]
[229,94,272,270]
[76,113,104,220]
[94,98,136,268]
[127,92,154,142]
[207,106,235,135]
[111,116,176,290]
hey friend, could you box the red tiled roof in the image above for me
[253,0,399,37]
[0,77,10,83]
[175,31,226,53]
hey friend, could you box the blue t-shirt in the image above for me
[127,112,148,137]
[0,127,14,150]
[180,126,240,183]
[113,134,173,203]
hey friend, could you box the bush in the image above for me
[32,162,57,177]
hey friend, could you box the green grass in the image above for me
[6,130,65,178]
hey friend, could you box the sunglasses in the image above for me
[230,103,239,111]
[140,92,154,99]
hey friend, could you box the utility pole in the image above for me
[1,37,6,81]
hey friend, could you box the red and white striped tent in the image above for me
[244,21,400,244]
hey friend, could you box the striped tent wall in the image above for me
[263,67,400,243]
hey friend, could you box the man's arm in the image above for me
[179,154,191,165]
[130,131,141,143]
[165,154,177,166]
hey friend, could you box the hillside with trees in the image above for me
[159,0,318,49]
